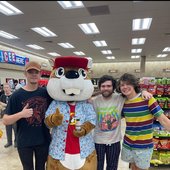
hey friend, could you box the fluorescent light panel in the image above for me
[93,40,107,47]
[163,47,170,52]
[73,51,85,55]
[48,52,60,56]
[57,1,84,9]
[31,27,57,37]
[106,56,115,59]
[0,30,19,39]
[0,1,23,16]
[131,49,142,53]
[131,55,140,59]
[26,44,44,50]
[132,18,152,31]
[78,23,100,34]
[132,38,146,45]
[101,50,112,55]
[157,54,168,58]
[58,43,74,48]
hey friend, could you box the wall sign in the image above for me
[0,50,29,66]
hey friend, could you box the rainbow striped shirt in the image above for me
[122,95,163,150]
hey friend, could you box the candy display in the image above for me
[139,77,170,95]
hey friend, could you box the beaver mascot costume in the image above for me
[45,56,97,170]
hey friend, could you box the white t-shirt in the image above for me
[92,93,125,144]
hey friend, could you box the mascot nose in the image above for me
[65,70,79,79]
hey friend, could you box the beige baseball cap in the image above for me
[25,61,41,71]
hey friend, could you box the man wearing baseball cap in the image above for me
[3,61,52,170]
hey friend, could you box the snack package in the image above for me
[164,85,170,95]
[167,98,170,109]
[151,150,159,160]
[153,138,160,149]
[159,139,169,149]
[159,152,170,164]
[162,77,167,85]
[139,84,148,91]
[164,109,170,119]
[148,85,157,95]
[156,84,164,95]
[156,97,166,108]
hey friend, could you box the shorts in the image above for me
[121,146,153,169]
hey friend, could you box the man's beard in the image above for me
[30,81,38,85]
[101,91,113,98]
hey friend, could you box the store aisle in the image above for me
[0,118,168,170]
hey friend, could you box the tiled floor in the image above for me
[0,118,169,170]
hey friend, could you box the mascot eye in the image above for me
[78,68,87,78]
[55,67,64,78]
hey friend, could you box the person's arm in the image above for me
[3,103,33,125]
[141,90,153,100]
[157,113,170,131]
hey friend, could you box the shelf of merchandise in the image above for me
[151,94,170,166]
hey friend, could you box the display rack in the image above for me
[151,94,170,166]
[139,77,170,166]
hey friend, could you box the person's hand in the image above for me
[142,90,153,100]
[20,103,33,118]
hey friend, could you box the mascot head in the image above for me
[47,56,94,101]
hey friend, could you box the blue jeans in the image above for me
[95,141,121,170]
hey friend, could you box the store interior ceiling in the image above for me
[0,1,170,63]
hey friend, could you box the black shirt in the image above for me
[6,87,52,148]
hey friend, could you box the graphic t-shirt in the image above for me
[6,87,52,148]
[92,93,125,144]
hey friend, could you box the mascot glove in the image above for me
[45,108,63,128]
[73,121,95,137]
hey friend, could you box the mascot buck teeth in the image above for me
[45,56,97,170]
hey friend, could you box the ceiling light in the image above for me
[57,1,84,9]
[0,1,23,16]
[73,51,85,55]
[78,23,100,34]
[0,30,19,39]
[106,56,115,59]
[58,43,74,48]
[26,44,44,50]
[101,50,112,55]
[132,18,152,31]
[93,40,107,47]
[48,52,60,56]
[131,55,140,59]
[163,47,170,52]
[157,54,168,58]
[31,27,57,37]
[132,38,146,45]
[131,49,142,53]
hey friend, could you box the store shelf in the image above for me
[150,162,170,167]
[154,148,170,151]
[153,136,170,139]
[153,94,170,97]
